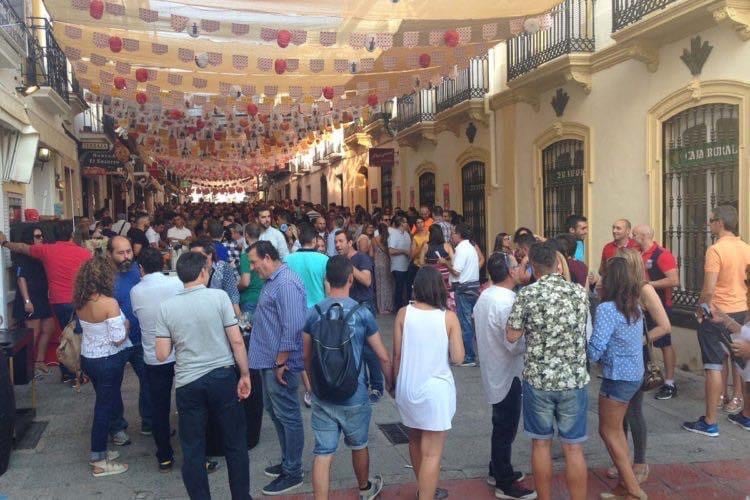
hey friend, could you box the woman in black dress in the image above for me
[13,226,55,378]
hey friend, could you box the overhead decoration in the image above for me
[277,30,292,48]
[89,0,104,19]
[135,67,148,82]
[109,35,122,52]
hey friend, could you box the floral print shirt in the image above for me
[507,273,590,391]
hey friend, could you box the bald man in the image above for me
[598,219,640,276]
[633,224,680,399]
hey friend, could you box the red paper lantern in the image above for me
[113,76,126,90]
[195,119,205,130]
[419,53,431,68]
[246,103,258,116]
[367,94,378,107]
[109,36,122,53]
[136,92,148,105]
[169,109,184,120]
[135,68,148,83]
[444,30,460,48]
[277,30,292,48]
[322,86,334,100]
[89,0,104,19]
[274,59,287,75]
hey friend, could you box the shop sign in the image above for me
[548,166,583,187]
[670,142,738,168]
[368,148,395,167]
[79,142,123,176]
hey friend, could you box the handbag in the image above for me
[56,319,81,374]
[641,320,664,391]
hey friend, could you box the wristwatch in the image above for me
[24,299,30,304]
[272,361,286,369]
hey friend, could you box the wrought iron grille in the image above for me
[381,166,393,210]
[612,0,678,31]
[392,89,436,131]
[419,172,436,208]
[462,162,487,252]
[542,139,584,238]
[320,175,328,207]
[507,0,596,81]
[0,0,27,55]
[435,56,489,113]
[663,103,739,308]
[27,18,70,102]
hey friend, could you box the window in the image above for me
[542,139,584,238]
[296,184,302,201]
[461,162,486,252]
[320,176,328,207]
[381,166,393,210]
[663,103,739,308]
[419,172,435,208]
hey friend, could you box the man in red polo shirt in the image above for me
[598,218,640,276]
[633,224,680,400]
[0,222,92,382]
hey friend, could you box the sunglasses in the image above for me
[33,234,43,239]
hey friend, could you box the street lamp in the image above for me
[383,98,395,136]
[37,147,51,163]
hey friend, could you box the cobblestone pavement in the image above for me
[1,315,749,499]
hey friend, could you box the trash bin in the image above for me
[0,349,16,476]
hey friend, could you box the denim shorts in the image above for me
[599,378,642,404]
[522,381,588,444]
[311,400,372,455]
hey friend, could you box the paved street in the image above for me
[1,314,749,499]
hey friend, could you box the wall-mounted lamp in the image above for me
[37,147,51,163]
[15,84,40,97]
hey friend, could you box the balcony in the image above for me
[506,0,596,82]
[0,0,27,67]
[435,55,490,113]
[612,0,679,30]
[26,18,72,116]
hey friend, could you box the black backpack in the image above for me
[310,303,363,403]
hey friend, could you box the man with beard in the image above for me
[108,236,152,443]
[257,205,289,260]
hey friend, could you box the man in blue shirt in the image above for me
[207,219,229,262]
[108,236,152,443]
[565,214,588,263]
[247,241,307,496]
[303,256,392,500]
[285,224,329,308]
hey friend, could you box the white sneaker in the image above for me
[359,474,384,499]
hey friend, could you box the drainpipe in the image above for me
[485,47,499,189]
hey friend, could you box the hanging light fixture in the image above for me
[37,147,51,163]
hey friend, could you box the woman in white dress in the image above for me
[393,266,464,499]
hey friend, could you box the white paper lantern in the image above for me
[195,53,209,68]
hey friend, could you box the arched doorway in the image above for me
[461,161,486,252]
[358,166,369,211]
[419,172,435,208]
[320,175,328,207]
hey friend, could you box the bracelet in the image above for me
[273,361,286,369]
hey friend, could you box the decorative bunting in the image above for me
[429,31,442,46]
[171,15,189,32]
[334,59,348,73]
[482,23,498,40]
[509,18,524,36]
[349,33,366,49]
[207,52,222,66]
[291,30,307,45]
[383,55,397,70]
[99,70,113,83]
[457,26,471,44]
[241,85,255,96]
[218,82,231,95]
[360,58,375,72]
[90,53,107,66]
[64,25,82,39]
[146,83,160,95]
[264,86,278,97]
[92,32,109,48]
[147,69,158,81]
[123,38,139,51]
[151,43,168,55]
[167,73,183,86]
[231,23,249,36]
[201,19,220,32]
[319,31,336,46]
[539,13,553,30]
[406,53,419,69]
[115,61,130,74]
[139,8,158,23]
[432,52,445,66]
[64,46,81,60]
[105,2,124,16]
[260,28,277,41]
[71,0,88,10]
[232,55,248,69]
[403,32,419,48]
[309,59,324,72]
[257,57,272,71]
[178,48,194,62]
[192,77,207,89]
[375,33,393,50]
[308,87,321,99]
[288,86,302,99]
[75,61,88,73]
[286,59,299,72]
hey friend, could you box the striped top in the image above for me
[248,264,307,371]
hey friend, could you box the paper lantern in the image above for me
[113,76,126,90]
[169,109,184,120]
[246,103,258,116]
[195,119,205,130]
[322,86,334,100]
[89,0,104,19]
[444,30,460,47]
[135,68,148,82]
[195,53,209,68]
[274,59,287,75]
[136,92,148,105]
[108,36,123,53]
[419,53,431,68]
[367,94,378,107]
[277,30,292,48]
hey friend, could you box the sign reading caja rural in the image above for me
[670,142,739,169]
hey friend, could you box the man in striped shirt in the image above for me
[247,241,308,496]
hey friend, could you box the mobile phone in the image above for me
[280,223,289,232]
[435,251,441,259]
[699,303,713,319]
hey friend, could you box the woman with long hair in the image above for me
[393,266,464,499]
[13,226,55,378]
[493,232,513,254]
[372,222,394,313]
[422,224,456,310]
[589,257,649,500]
[75,257,131,477]
[601,248,670,486]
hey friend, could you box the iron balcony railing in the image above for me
[506,0,596,81]
[392,88,436,131]
[612,0,679,31]
[27,18,70,102]
[0,0,27,55]
[436,55,489,113]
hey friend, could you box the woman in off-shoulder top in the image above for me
[74,257,131,477]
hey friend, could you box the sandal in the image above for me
[91,459,128,477]
[606,465,619,479]
[88,451,120,465]
[633,464,649,484]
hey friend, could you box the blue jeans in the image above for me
[260,368,304,479]
[109,344,152,433]
[80,349,129,458]
[360,300,383,393]
[522,381,588,444]
[311,400,372,455]
[175,367,250,500]
[52,303,77,379]
[600,378,642,404]
[454,289,478,363]
[145,362,174,463]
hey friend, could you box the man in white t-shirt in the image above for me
[256,205,289,260]
[146,219,165,249]
[441,223,480,366]
[388,216,412,311]
[474,253,536,499]
[166,215,193,246]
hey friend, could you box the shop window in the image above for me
[381,166,392,210]
[542,139,584,238]
[419,172,435,208]
[461,162,486,253]
[663,103,739,308]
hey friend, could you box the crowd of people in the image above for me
[1,198,749,500]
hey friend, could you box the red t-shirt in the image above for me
[599,238,640,273]
[641,242,677,308]
[29,241,92,305]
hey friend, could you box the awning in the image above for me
[25,107,78,162]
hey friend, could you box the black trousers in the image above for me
[489,377,522,489]
[392,270,409,311]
